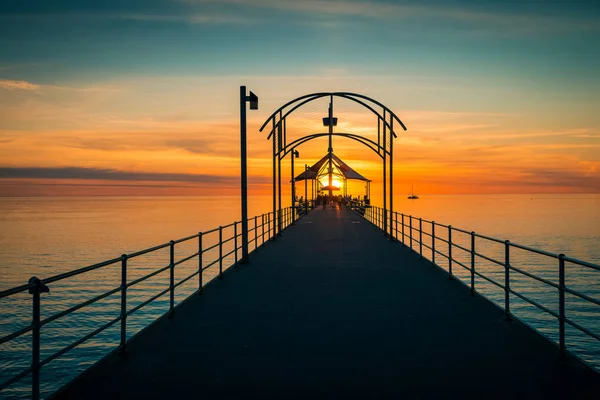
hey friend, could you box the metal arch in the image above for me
[334,92,407,132]
[280,133,384,159]
[259,92,407,138]
[259,92,332,132]
[264,94,324,140]
[267,94,398,142]
[259,91,407,132]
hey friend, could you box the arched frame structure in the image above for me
[259,92,407,239]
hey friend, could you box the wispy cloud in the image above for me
[183,0,600,32]
[0,79,40,91]
[116,12,257,25]
[0,166,256,184]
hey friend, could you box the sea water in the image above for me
[0,194,598,398]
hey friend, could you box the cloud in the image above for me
[116,12,257,24]
[183,0,600,32]
[0,166,266,184]
[0,79,40,91]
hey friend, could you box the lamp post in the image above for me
[322,101,337,199]
[304,164,308,214]
[291,149,299,221]
[240,86,258,264]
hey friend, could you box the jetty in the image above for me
[54,206,599,398]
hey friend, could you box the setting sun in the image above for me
[319,177,342,189]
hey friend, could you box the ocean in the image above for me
[1,194,599,398]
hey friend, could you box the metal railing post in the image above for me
[270,213,273,240]
[395,212,398,241]
[198,232,203,295]
[402,213,405,244]
[409,216,413,250]
[419,218,423,256]
[234,222,239,265]
[254,215,258,250]
[219,226,223,279]
[448,226,453,279]
[470,232,475,295]
[559,254,566,352]
[504,240,511,317]
[120,254,127,352]
[29,278,46,400]
[278,208,282,236]
[432,222,436,265]
[169,240,175,317]
[261,214,265,247]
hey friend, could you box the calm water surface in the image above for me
[0,194,599,398]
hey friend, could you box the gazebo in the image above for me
[293,152,371,199]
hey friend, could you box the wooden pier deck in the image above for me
[56,206,600,399]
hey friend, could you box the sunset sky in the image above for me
[1,0,599,199]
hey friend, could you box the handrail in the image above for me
[352,204,600,372]
[0,206,300,399]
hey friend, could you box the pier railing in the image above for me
[0,206,299,399]
[355,204,600,370]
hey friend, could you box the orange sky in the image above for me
[1,1,599,198]
[1,79,598,199]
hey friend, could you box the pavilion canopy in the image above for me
[293,153,370,182]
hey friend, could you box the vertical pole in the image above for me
[272,118,277,241]
[240,86,249,264]
[328,98,334,199]
[278,157,282,236]
[559,254,566,352]
[169,240,175,316]
[402,213,405,244]
[261,214,265,246]
[471,232,476,295]
[234,222,239,265]
[198,233,203,294]
[120,254,127,352]
[448,226,453,279]
[389,118,394,239]
[419,218,423,256]
[254,215,258,250]
[278,116,283,236]
[31,283,41,400]
[504,240,510,317]
[382,114,387,237]
[409,216,413,250]
[432,222,436,264]
[219,226,223,279]
[305,164,308,215]
[291,150,295,220]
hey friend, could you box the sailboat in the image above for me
[408,185,419,199]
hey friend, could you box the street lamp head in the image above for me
[249,91,259,110]
[322,117,338,127]
[293,150,300,158]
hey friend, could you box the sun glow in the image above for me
[320,177,342,188]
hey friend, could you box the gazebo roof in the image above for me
[294,153,370,182]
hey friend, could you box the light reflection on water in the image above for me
[1,194,599,398]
